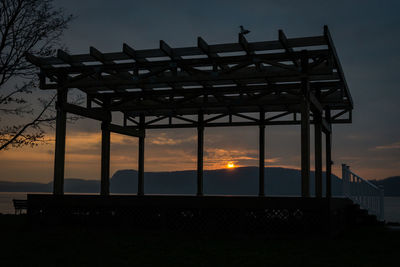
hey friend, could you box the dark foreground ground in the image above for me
[0,215,398,267]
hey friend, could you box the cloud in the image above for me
[150,133,196,145]
[374,142,400,150]
[265,158,280,163]
[205,148,257,162]
[202,148,281,169]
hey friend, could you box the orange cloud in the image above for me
[374,142,400,150]
[150,133,196,145]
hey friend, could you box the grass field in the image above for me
[0,215,398,266]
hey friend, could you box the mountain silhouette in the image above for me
[371,176,400,196]
[110,167,343,196]
[1,167,398,196]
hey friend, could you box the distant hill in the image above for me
[372,176,400,197]
[0,178,100,193]
[0,181,50,192]
[110,167,343,196]
[0,167,344,196]
[2,168,399,196]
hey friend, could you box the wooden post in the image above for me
[259,110,265,197]
[301,50,310,197]
[138,114,145,196]
[314,113,322,198]
[325,109,332,198]
[301,98,310,197]
[100,98,111,196]
[53,89,67,195]
[101,121,111,196]
[197,111,204,196]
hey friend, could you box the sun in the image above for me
[226,162,236,169]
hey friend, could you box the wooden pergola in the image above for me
[26,25,352,198]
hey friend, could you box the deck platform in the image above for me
[27,194,354,235]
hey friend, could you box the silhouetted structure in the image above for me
[26,26,360,234]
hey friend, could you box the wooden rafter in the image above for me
[25,26,352,126]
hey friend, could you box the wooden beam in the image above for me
[123,43,162,77]
[265,111,292,122]
[160,40,176,59]
[321,118,331,134]
[62,102,110,121]
[116,98,301,115]
[138,114,145,196]
[90,46,114,65]
[101,121,110,196]
[25,52,53,68]
[124,42,183,92]
[309,92,323,114]
[106,84,278,100]
[132,116,337,129]
[28,35,327,68]
[259,110,265,197]
[198,37,230,71]
[197,111,204,196]
[160,40,206,78]
[53,89,67,195]
[239,33,263,72]
[57,50,84,67]
[197,37,210,54]
[234,113,259,122]
[115,90,353,115]
[122,43,138,60]
[279,30,300,68]
[301,97,310,197]
[123,43,150,79]
[64,66,336,89]
[300,50,310,197]
[43,49,330,76]
[325,108,332,199]
[100,99,111,196]
[90,46,134,92]
[173,115,197,124]
[97,81,339,100]
[324,25,353,108]
[310,91,332,132]
[314,113,323,198]
[107,123,143,138]
[29,32,352,134]
[331,109,350,120]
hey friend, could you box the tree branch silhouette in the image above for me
[0,0,74,150]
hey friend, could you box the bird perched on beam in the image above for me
[239,25,250,35]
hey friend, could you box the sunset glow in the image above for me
[226,162,236,169]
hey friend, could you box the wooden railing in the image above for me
[342,164,384,221]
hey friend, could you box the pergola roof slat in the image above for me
[34,49,330,74]
[26,26,352,119]
[29,36,328,68]
[63,66,336,89]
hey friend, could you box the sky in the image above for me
[0,0,399,183]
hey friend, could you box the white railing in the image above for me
[342,164,384,221]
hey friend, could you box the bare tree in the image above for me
[0,0,73,150]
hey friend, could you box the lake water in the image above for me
[1,192,400,223]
